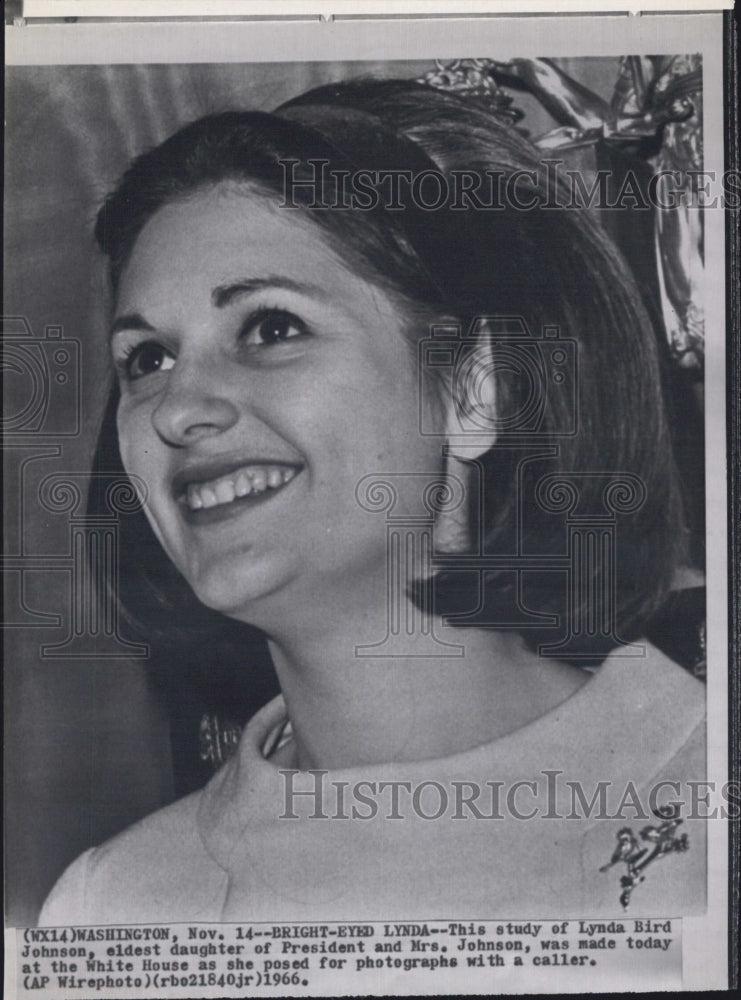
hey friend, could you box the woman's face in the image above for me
[113,183,446,624]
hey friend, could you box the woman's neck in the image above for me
[265,603,589,770]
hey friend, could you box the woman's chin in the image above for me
[185,558,289,623]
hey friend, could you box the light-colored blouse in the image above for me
[40,642,705,925]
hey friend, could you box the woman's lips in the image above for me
[172,460,302,525]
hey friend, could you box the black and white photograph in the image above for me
[4,3,734,995]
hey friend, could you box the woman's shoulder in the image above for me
[38,789,227,926]
[588,640,705,748]
[556,643,707,916]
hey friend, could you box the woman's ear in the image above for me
[443,338,499,460]
[433,338,498,554]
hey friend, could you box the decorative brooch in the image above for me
[600,805,689,910]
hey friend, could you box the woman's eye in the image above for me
[122,342,176,380]
[240,310,308,347]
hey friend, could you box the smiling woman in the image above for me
[39,78,705,924]
[111,187,439,625]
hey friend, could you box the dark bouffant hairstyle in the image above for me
[91,78,688,705]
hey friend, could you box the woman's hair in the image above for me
[91,78,689,695]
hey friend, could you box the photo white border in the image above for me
[14,0,736,20]
[4,9,730,994]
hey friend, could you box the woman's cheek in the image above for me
[117,409,155,485]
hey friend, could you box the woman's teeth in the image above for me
[184,465,296,510]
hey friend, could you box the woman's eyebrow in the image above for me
[109,278,331,339]
[211,276,329,308]
[109,313,156,340]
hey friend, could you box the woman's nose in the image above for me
[151,364,240,446]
